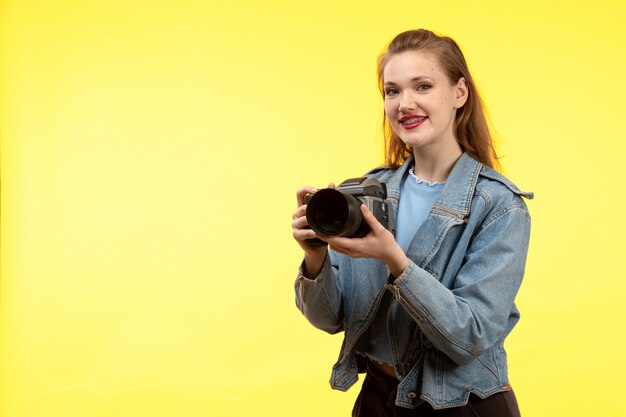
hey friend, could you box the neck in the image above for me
[411,140,463,183]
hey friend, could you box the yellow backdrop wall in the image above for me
[2,1,625,416]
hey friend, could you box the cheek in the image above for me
[384,102,396,119]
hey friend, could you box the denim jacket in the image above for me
[295,153,533,409]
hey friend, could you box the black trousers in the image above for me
[352,362,521,417]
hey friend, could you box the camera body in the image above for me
[305,177,395,244]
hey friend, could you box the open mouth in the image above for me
[400,116,427,129]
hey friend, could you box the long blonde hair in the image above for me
[377,29,500,170]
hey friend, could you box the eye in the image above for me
[416,84,431,92]
[385,88,399,97]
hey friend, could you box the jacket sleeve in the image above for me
[294,251,344,334]
[387,201,531,365]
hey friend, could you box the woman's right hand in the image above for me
[292,184,333,277]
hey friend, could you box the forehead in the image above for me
[383,50,446,82]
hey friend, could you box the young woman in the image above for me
[292,29,532,417]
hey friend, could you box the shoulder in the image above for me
[473,165,533,222]
[364,165,398,182]
[477,165,534,200]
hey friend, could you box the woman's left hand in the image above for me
[317,204,409,277]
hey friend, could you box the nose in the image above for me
[398,91,415,113]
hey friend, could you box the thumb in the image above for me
[360,204,383,231]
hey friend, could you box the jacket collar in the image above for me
[386,152,482,218]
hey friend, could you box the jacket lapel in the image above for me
[388,153,481,271]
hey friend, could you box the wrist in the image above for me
[304,245,327,261]
[385,245,409,278]
[303,249,327,278]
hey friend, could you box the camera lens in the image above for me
[306,189,369,238]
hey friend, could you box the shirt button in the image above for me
[407,392,417,399]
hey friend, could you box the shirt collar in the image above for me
[386,153,482,217]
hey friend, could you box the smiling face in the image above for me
[383,50,468,157]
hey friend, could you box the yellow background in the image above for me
[2,1,625,416]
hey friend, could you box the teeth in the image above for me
[402,117,424,125]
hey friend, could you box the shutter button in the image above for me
[407,392,417,399]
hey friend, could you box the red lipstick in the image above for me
[399,115,428,129]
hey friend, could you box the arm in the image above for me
[294,251,344,334]
[387,202,531,364]
[292,185,344,334]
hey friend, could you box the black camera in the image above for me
[304,177,395,245]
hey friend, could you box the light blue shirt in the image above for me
[354,168,444,369]
[396,168,445,252]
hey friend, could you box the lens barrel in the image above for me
[306,189,370,238]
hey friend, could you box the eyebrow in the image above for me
[384,76,434,86]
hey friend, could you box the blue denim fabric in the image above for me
[295,153,533,410]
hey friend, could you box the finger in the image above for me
[296,186,318,207]
[292,204,307,220]
[327,183,335,189]
[292,216,310,230]
[313,233,331,243]
[293,228,318,241]
[329,243,363,259]
[329,245,348,256]
[327,239,349,254]
[326,236,359,253]
[360,204,384,232]
[323,236,342,247]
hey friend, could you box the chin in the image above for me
[399,136,434,149]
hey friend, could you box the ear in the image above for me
[454,77,468,109]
